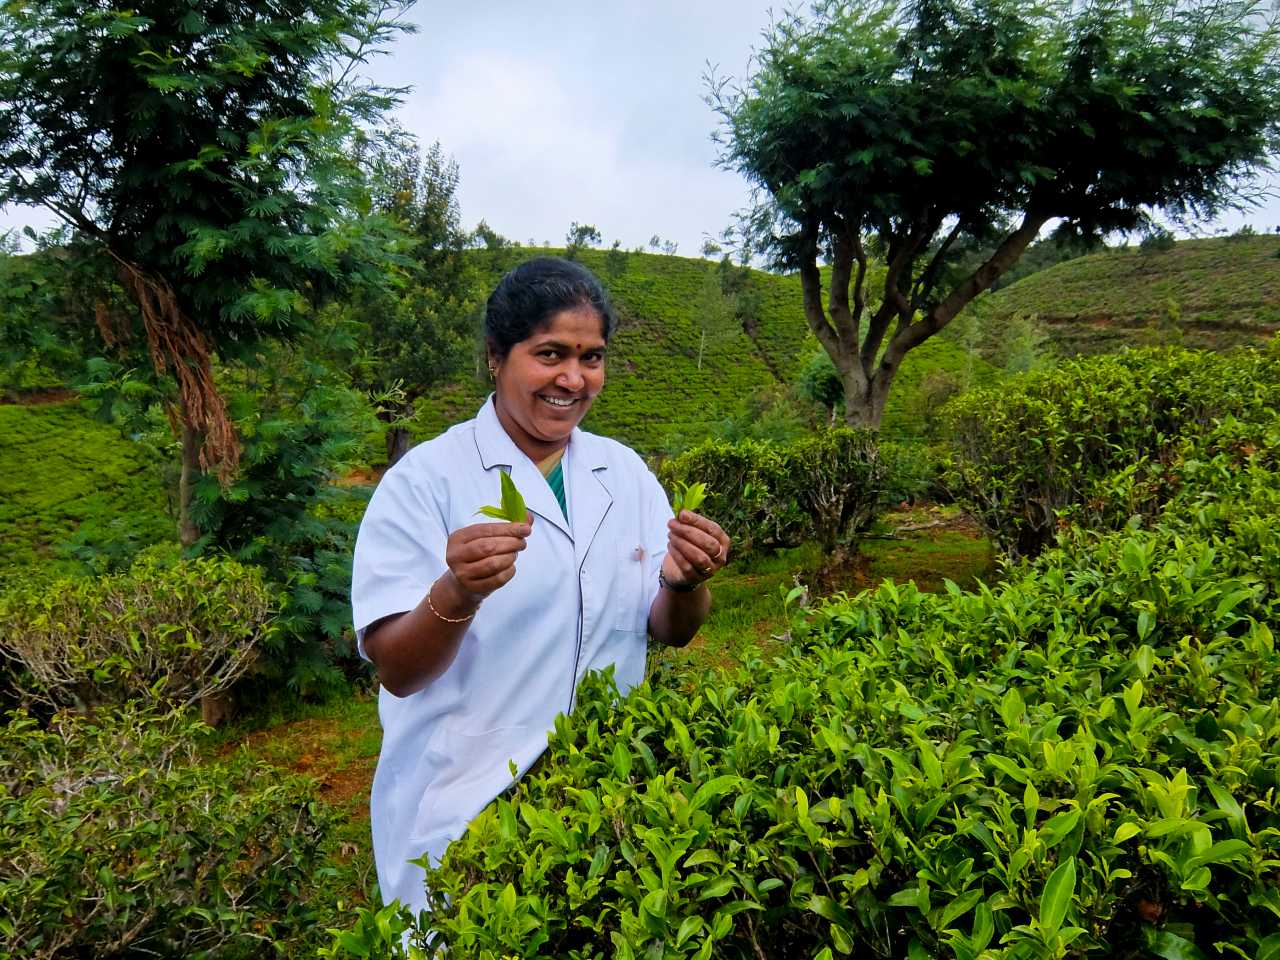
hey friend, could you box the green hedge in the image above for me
[657,429,889,556]
[0,554,274,710]
[0,705,328,959]
[330,393,1280,958]
[944,343,1280,556]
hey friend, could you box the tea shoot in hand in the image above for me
[477,470,528,522]
[671,481,707,516]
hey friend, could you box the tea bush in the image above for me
[0,554,273,710]
[944,344,1280,556]
[330,380,1280,959]
[658,429,888,557]
[0,704,328,959]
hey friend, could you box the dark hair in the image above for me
[484,257,617,358]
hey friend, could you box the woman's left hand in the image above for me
[663,510,731,587]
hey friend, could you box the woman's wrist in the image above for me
[658,570,705,593]
[429,572,483,621]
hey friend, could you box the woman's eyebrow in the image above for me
[535,339,606,351]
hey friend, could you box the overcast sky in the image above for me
[2,3,1277,252]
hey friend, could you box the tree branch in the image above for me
[911,218,964,314]
[889,210,1050,366]
[825,213,858,349]
[797,237,842,367]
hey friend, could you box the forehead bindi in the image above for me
[533,308,606,351]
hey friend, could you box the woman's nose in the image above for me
[557,363,585,390]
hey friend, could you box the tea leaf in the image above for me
[477,470,528,523]
[1039,857,1076,939]
[671,480,708,515]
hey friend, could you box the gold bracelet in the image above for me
[426,580,477,624]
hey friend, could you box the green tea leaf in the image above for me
[1039,857,1076,939]
[477,470,528,522]
[1146,929,1210,960]
[671,480,708,515]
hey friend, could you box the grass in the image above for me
[0,400,173,580]
[982,234,1280,356]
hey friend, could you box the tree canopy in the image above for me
[0,0,412,484]
[711,0,1280,427]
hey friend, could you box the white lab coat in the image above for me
[350,397,671,915]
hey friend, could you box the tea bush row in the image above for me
[0,705,327,960]
[330,402,1280,957]
[944,342,1280,556]
[0,553,272,710]
[657,429,892,557]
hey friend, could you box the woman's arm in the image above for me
[364,517,532,697]
[648,510,730,647]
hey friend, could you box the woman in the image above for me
[351,256,730,914]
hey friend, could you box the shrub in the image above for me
[658,429,888,556]
[0,554,273,710]
[329,409,1280,959]
[944,345,1280,556]
[0,704,328,959]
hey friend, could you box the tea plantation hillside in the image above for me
[413,249,992,452]
[0,402,172,580]
[983,234,1280,356]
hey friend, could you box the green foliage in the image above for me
[0,704,328,959]
[0,0,411,339]
[336,133,481,465]
[190,351,375,697]
[983,236,1280,357]
[944,344,1280,557]
[565,222,602,260]
[330,396,1280,959]
[710,0,1280,425]
[669,481,707,517]
[0,401,172,580]
[477,470,530,523]
[0,245,97,396]
[0,554,271,710]
[659,429,888,556]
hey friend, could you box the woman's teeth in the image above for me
[540,396,576,407]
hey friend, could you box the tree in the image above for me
[341,133,480,466]
[0,0,412,542]
[710,0,1280,428]
[691,267,737,370]
[564,221,602,260]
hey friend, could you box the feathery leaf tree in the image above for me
[710,0,1280,428]
[0,0,414,543]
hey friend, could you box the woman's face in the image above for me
[491,305,607,461]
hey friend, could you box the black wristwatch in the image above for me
[658,570,701,593]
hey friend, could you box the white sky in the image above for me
[3,3,1278,253]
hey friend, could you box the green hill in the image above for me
[413,248,994,451]
[982,234,1280,356]
[0,401,172,579]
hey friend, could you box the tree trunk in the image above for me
[386,426,412,468]
[178,421,202,547]
[840,369,891,430]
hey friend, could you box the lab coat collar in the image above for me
[472,396,612,547]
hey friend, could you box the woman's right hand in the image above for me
[444,512,534,599]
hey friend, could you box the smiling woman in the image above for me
[349,256,733,916]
